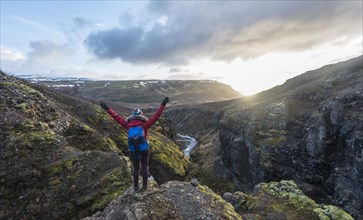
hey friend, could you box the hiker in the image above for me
[100,97,169,192]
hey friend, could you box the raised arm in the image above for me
[100,101,129,129]
[143,97,169,129]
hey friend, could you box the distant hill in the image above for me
[31,80,241,108]
[165,55,363,219]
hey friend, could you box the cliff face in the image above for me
[166,56,363,219]
[0,72,189,219]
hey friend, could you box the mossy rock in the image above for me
[89,166,133,213]
[88,109,110,126]
[1,72,134,219]
[87,181,242,219]
[148,131,190,183]
[42,151,133,219]
[313,205,354,220]
[197,184,241,220]
[232,180,354,220]
[63,122,122,153]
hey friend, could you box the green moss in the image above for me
[65,123,123,153]
[1,78,44,100]
[116,133,128,148]
[258,180,316,211]
[48,178,62,186]
[0,81,16,87]
[102,137,122,154]
[266,136,287,146]
[270,200,285,213]
[232,191,257,212]
[19,83,33,91]
[288,191,316,211]
[89,169,132,212]
[314,205,354,220]
[28,130,56,139]
[82,124,93,132]
[149,134,189,177]
[27,88,39,95]
[50,158,78,174]
[13,120,51,134]
[118,133,128,142]
[88,109,110,125]
[47,157,86,191]
[16,103,28,112]
[255,180,354,219]
[26,130,57,145]
[197,184,242,220]
[14,82,44,98]
[22,120,35,130]
[147,179,159,189]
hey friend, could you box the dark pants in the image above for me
[132,150,149,190]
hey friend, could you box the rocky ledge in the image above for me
[85,180,241,220]
[85,179,353,220]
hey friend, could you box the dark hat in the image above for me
[132,108,143,115]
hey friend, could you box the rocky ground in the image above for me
[85,180,240,220]
[85,179,352,220]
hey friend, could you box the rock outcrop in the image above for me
[224,180,353,220]
[85,180,241,220]
[166,55,363,219]
[0,72,189,219]
[85,179,353,220]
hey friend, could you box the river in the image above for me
[176,134,198,156]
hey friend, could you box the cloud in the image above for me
[166,73,205,80]
[85,1,362,65]
[1,41,68,75]
[1,47,26,61]
[0,47,26,74]
[23,40,69,69]
[169,67,189,74]
[60,16,96,46]
[85,27,144,60]
[167,67,206,80]
[72,15,94,30]
[119,12,135,28]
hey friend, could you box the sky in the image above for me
[1,1,362,95]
